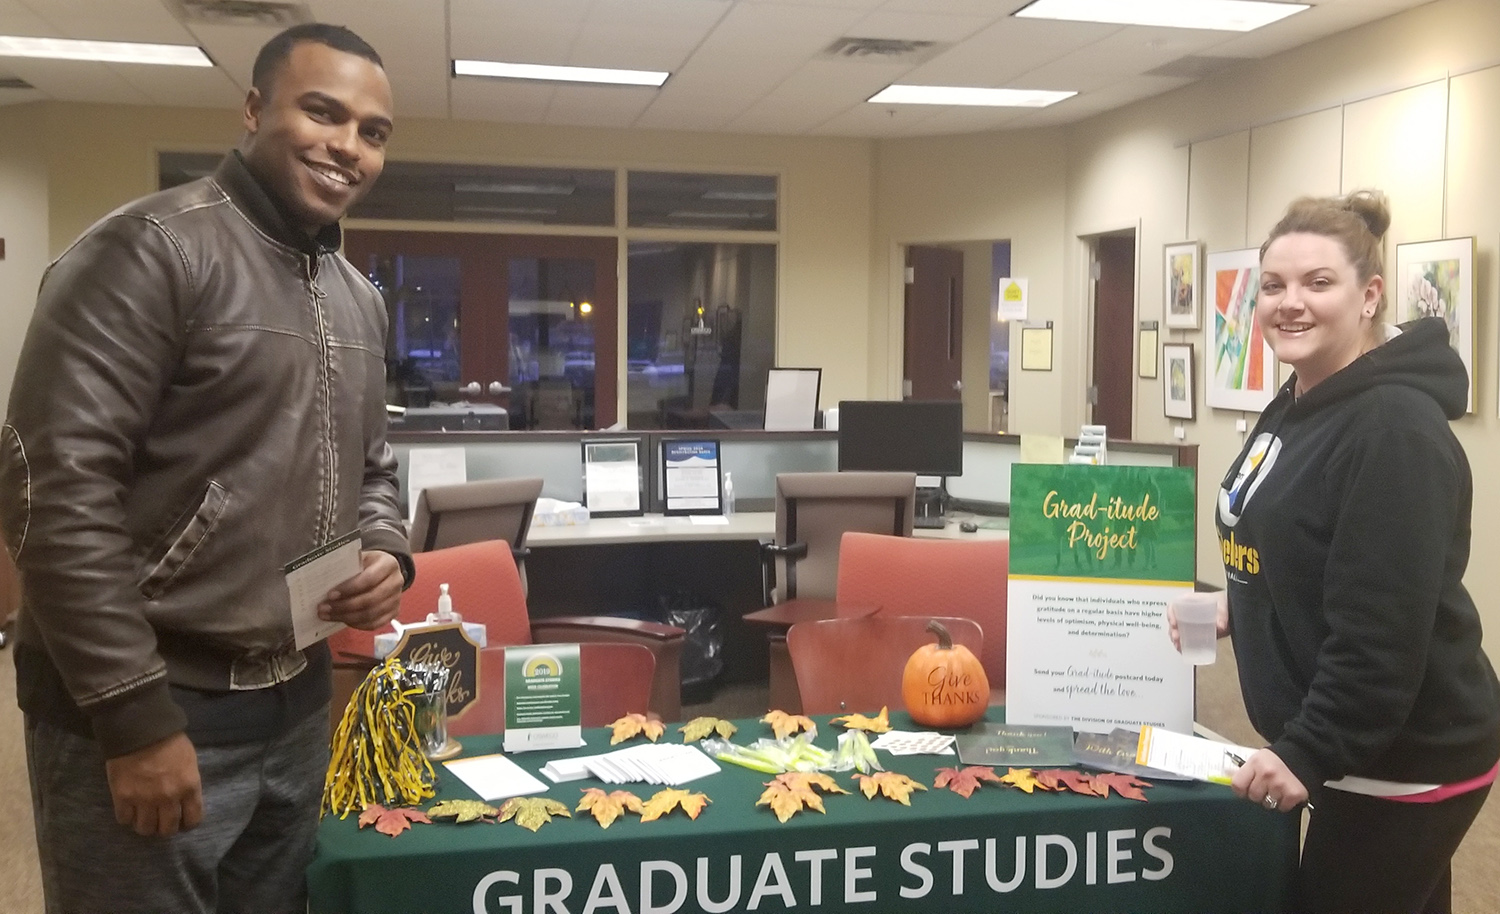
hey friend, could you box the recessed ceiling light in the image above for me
[868,85,1076,107]
[0,35,213,66]
[1013,0,1308,31]
[453,59,668,87]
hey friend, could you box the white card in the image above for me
[443,753,549,801]
[284,530,361,650]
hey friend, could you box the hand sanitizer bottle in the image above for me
[428,583,457,624]
[723,472,736,516]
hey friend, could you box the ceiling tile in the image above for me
[449,0,588,62]
[112,60,243,108]
[449,77,554,125]
[544,84,658,129]
[23,0,192,43]
[318,0,450,121]
[1014,25,1225,89]
[848,9,996,43]
[5,57,151,103]
[727,57,910,133]
[900,16,1116,87]
[0,84,43,105]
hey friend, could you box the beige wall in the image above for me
[0,104,48,410]
[16,103,875,415]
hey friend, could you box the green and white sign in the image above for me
[1005,464,1197,733]
[502,643,582,753]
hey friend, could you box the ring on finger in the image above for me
[1263,794,1279,810]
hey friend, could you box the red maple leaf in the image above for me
[358,803,432,837]
[1091,772,1152,801]
[934,766,1003,799]
[1048,769,1102,797]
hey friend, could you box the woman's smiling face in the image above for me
[1256,231,1383,394]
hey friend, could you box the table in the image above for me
[308,711,1297,914]
[527,512,1008,547]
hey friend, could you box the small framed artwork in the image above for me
[1163,343,1195,420]
[660,438,723,516]
[1138,322,1159,379]
[1205,247,1277,412]
[1394,237,1474,414]
[1163,241,1201,330]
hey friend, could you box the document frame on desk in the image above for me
[660,438,723,516]
[581,438,646,517]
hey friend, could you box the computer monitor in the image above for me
[836,400,963,477]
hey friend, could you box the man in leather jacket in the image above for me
[0,23,409,914]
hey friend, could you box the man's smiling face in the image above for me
[240,40,393,235]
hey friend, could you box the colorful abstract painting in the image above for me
[1205,248,1277,412]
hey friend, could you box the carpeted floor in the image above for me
[2,644,1497,911]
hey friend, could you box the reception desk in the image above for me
[307,710,1296,914]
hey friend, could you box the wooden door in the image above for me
[904,245,964,400]
[1091,233,1135,439]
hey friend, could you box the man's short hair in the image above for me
[251,23,383,96]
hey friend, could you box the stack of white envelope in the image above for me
[541,743,721,786]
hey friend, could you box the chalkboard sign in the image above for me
[389,622,482,720]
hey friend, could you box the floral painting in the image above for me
[1163,343,1195,420]
[1163,242,1201,329]
[1205,248,1277,412]
[1395,238,1474,414]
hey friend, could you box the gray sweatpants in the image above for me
[25,709,329,914]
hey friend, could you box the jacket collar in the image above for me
[214,150,342,257]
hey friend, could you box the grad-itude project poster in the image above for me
[1005,464,1196,734]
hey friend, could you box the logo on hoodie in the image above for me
[1217,432,1280,577]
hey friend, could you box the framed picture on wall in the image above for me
[1163,241,1201,329]
[1394,237,1475,414]
[1205,247,1278,412]
[1162,343,1195,420]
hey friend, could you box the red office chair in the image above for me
[450,642,656,736]
[328,540,686,727]
[835,531,1009,696]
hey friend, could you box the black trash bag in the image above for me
[656,590,725,699]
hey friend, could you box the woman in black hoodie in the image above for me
[1188,191,1500,913]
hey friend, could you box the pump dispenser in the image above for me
[427,583,461,625]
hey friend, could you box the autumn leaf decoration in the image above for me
[762,709,817,739]
[577,788,644,828]
[757,771,850,823]
[498,797,573,832]
[852,771,926,805]
[1088,772,1152,801]
[610,712,666,745]
[357,803,432,837]
[830,706,892,734]
[999,767,1051,794]
[679,716,738,743]
[640,788,711,822]
[427,799,501,824]
[935,765,1005,798]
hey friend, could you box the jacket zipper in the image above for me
[306,253,336,542]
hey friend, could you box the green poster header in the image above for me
[1009,464,1196,584]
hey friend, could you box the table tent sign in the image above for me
[1006,464,1197,734]
[503,643,583,753]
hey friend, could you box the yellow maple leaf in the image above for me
[576,788,644,828]
[498,796,572,832]
[640,788,711,822]
[427,799,500,823]
[610,712,666,745]
[679,716,738,743]
[830,706,892,734]
[852,771,927,805]
[755,772,850,823]
[762,709,817,740]
[999,767,1052,794]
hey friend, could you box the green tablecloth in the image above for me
[308,710,1297,913]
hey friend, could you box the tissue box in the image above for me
[373,620,488,659]
[533,497,589,527]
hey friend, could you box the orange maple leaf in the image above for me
[357,803,431,837]
[1092,772,1153,801]
[610,712,666,745]
[1046,769,1101,797]
[640,788,711,822]
[852,771,926,805]
[762,709,817,740]
[934,765,1003,798]
[577,788,644,828]
[757,772,849,822]
[830,706,892,734]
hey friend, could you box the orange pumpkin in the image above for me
[901,620,990,728]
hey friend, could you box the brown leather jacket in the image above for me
[0,152,411,756]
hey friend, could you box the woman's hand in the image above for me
[1231,749,1308,813]
[1167,590,1229,651]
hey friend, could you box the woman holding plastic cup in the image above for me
[1176,191,1500,913]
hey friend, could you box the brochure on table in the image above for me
[661,439,722,515]
[1005,464,1197,733]
[503,643,583,753]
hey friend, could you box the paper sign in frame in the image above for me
[659,438,723,516]
[581,437,646,518]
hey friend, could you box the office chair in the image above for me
[450,642,656,736]
[785,615,983,716]
[836,531,1009,696]
[328,540,687,729]
[407,476,543,593]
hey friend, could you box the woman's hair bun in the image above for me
[1343,190,1390,239]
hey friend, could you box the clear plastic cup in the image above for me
[1171,593,1220,665]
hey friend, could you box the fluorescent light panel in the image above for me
[869,85,1076,108]
[453,59,668,87]
[455,181,575,195]
[1013,0,1308,31]
[0,35,212,66]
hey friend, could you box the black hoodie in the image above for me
[1216,317,1500,794]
